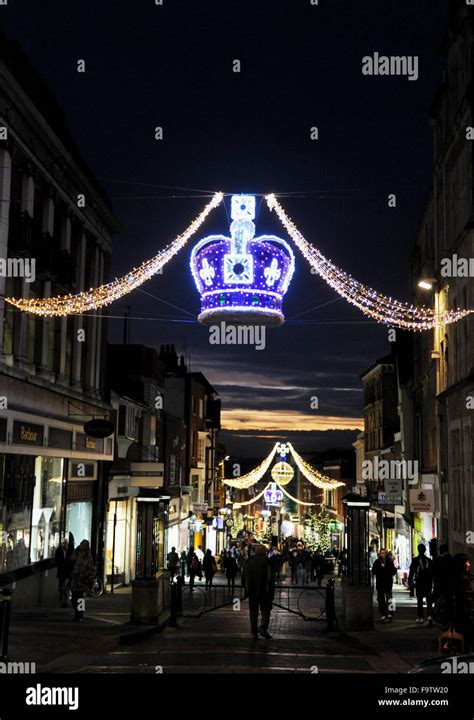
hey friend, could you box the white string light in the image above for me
[265,194,473,331]
[287,443,345,490]
[222,443,279,488]
[5,193,223,317]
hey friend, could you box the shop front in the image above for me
[0,411,114,607]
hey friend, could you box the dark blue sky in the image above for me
[1,0,449,457]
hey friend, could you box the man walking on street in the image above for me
[247,544,275,640]
[409,543,434,625]
[167,546,179,580]
[372,548,396,622]
[55,537,73,607]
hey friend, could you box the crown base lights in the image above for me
[198,307,284,327]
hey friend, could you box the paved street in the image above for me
[6,576,441,674]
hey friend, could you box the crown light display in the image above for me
[265,194,473,331]
[5,193,223,316]
[5,190,472,330]
[190,194,295,327]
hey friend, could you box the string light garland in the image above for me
[287,443,345,490]
[276,482,316,506]
[232,484,269,507]
[265,194,473,331]
[5,193,223,317]
[222,443,279,488]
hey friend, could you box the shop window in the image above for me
[1,455,35,571]
[30,457,64,563]
[66,500,92,547]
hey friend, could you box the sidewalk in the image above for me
[3,576,441,673]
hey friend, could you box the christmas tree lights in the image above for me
[265,194,473,331]
[5,193,223,317]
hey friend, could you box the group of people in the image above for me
[372,542,473,640]
[55,535,96,622]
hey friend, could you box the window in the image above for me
[31,457,64,563]
[170,455,176,484]
[198,398,204,419]
[198,437,205,463]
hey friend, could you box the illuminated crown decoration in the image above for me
[190,194,295,327]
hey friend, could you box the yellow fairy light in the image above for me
[5,193,223,317]
[265,194,473,331]
[222,443,279,488]
[271,461,294,486]
[287,443,345,490]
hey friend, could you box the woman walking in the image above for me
[69,539,95,623]
[203,549,217,591]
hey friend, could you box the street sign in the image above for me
[192,503,208,513]
[410,489,435,513]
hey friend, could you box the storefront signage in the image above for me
[130,462,164,488]
[192,503,208,513]
[410,489,435,514]
[12,421,44,447]
[76,433,104,453]
[84,418,114,438]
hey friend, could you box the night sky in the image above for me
[2,0,448,457]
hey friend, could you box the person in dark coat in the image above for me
[313,547,325,587]
[372,548,397,622]
[69,539,95,622]
[203,549,217,590]
[188,551,202,591]
[247,544,275,639]
[408,543,434,625]
[225,553,239,594]
[55,537,74,607]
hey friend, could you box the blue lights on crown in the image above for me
[190,194,295,326]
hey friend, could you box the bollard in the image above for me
[0,588,13,660]
[169,581,178,628]
[325,578,336,631]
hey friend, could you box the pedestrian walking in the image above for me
[167,546,179,580]
[188,551,202,591]
[55,537,73,607]
[301,547,312,585]
[314,547,325,587]
[195,545,205,564]
[372,548,396,622]
[408,543,434,625]
[69,539,95,622]
[247,544,275,639]
[203,549,217,590]
[288,546,300,584]
[225,552,238,594]
[180,550,187,580]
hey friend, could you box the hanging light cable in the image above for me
[266,194,472,331]
[222,443,279,488]
[5,192,223,317]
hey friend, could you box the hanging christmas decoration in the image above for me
[270,461,294,486]
[287,443,345,490]
[190,194,295,327]
[265,194,473,331]
[5,193,223,316]
[222,443,279,488]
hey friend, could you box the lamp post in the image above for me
[341,493,374,630]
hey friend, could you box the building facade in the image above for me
[0,37,119,605]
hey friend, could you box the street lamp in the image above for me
[417,277,437,291]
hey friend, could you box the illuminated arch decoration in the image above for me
[4,190,472,331]
[190,194,295,327]
[265,194,473,331]
[222,441,344,491]
[4,193,224,316]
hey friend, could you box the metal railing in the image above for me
[170,577,336,630]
